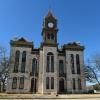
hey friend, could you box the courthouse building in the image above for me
[6,11,86,94]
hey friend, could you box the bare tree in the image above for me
[0,46,9,92]
[84,53,100,89]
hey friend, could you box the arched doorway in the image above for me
[30,78,37,93]
[59,79,65,93]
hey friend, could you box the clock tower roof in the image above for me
[45,10,56,19]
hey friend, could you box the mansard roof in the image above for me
[63,42,85,51]
[10,37,33,48]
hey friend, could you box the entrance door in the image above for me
[31,78,36,93]
[59,79,65,93]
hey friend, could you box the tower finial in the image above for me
[49,3,52,12]
[48,0,52,12]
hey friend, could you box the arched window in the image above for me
[32,58,37,73]
[76,54,80,74]
[78,78,82,90]
[19,77,24,89]
[59,60,64,74]
[46,52,54,72]
[21,51,26,73]
[70,54,75,74]
[14,51,20,73]
[12,77,17,89]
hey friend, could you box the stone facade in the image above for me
[6,11,86,94]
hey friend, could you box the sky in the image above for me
[0,0,100,61]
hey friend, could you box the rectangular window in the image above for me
[77,64,80,74]
[19,77,24,89]
[51,56,54,72]
[32,59,35,73]
[21,51,26,73]
[78,79,82,90]
[46,56,50,72]
[76,54,81,74]
[70,54,75,74]
[51,77,54,89]
[46,77,49,89]
[73,78,76,90]
[12,77,17,89]
[14,51,20,73]
[59,60,64,74]
[14,62,19,73]
[21,62,25,73]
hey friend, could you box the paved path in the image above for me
[0,94,100,99]
[0,98,100,100]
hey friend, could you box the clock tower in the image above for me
[40,11,59,94]
[41,11,58,46]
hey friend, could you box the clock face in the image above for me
[48,22,54,28]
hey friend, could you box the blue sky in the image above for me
[0,0,100,61]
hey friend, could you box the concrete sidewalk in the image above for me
[0,93,100,99]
